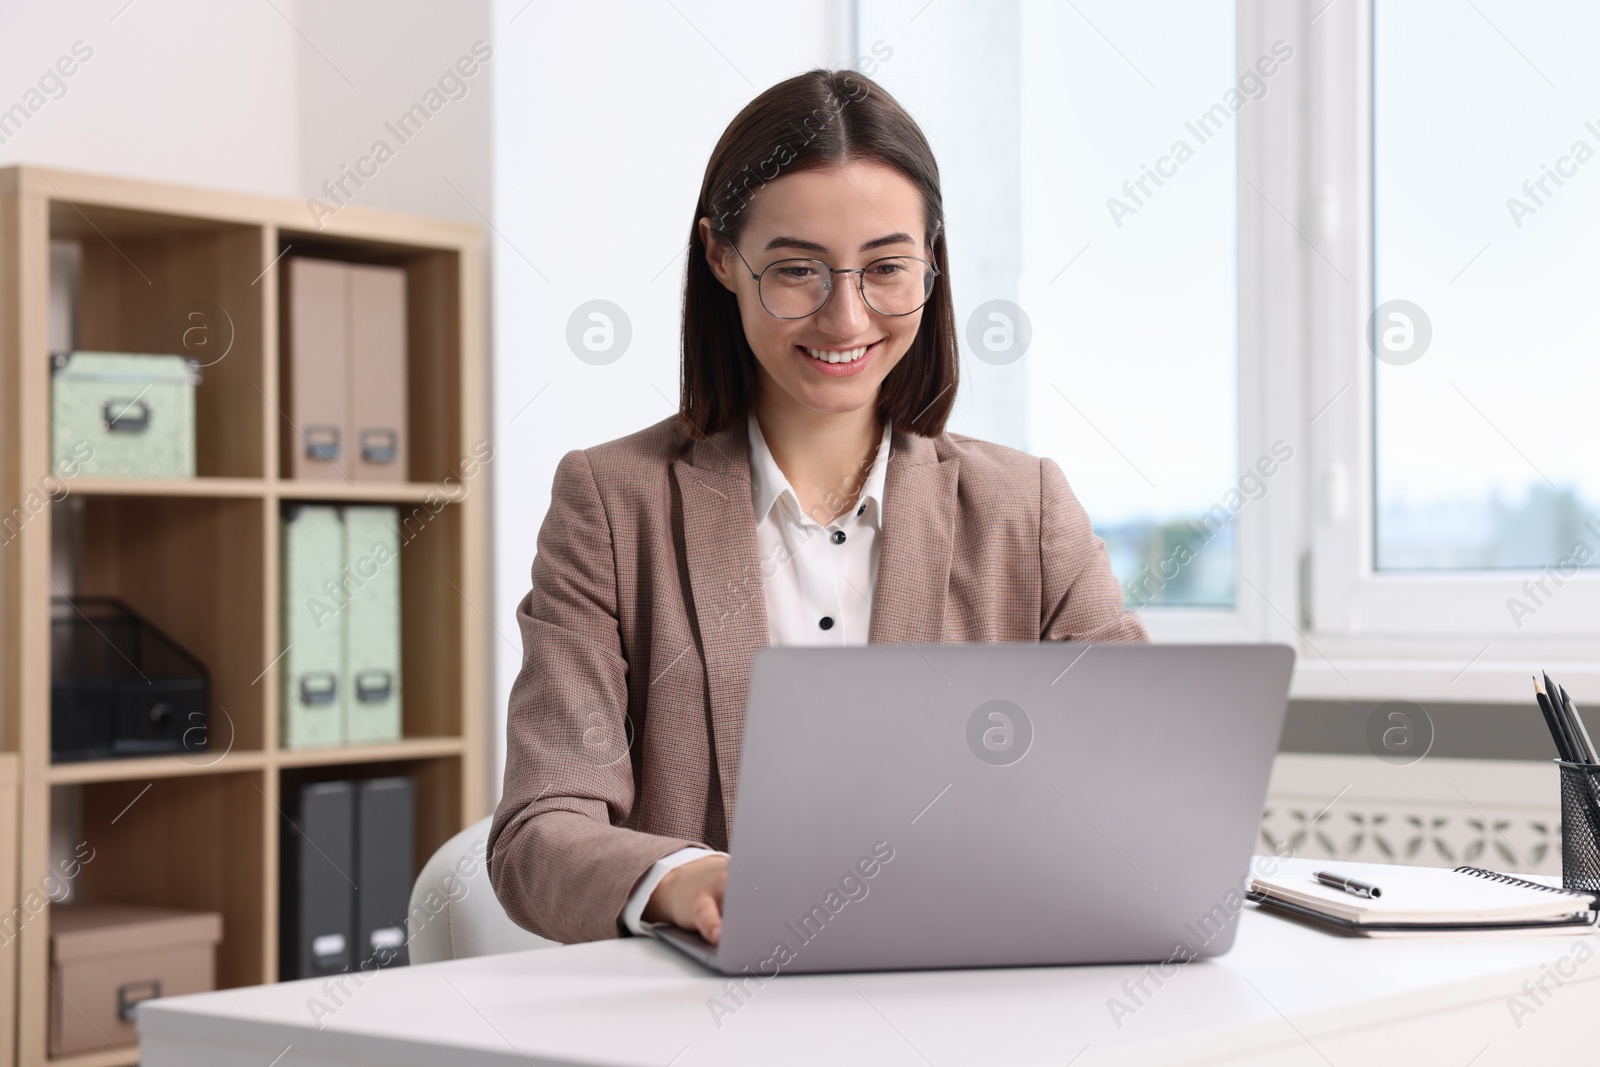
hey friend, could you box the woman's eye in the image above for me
[870,263,906,276]
[775,267,815,279]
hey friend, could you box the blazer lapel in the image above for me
[670,421,768,837]
[869,432,960,643]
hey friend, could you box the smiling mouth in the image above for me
[799,341,881,364]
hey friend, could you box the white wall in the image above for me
[295,0,493,225]
[0,0,491,223]
[488,0,856,797]
[0,0,301,194]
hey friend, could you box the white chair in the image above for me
[407,815,558,964]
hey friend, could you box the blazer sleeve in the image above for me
[487,448,709,943]
[1038,456,1151,643]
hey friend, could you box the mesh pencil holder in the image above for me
[1557,761,1600,894]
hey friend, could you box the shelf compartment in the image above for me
[57,494,268,755]
[50,201,268,480]
[273,496,463,748]
[274,234,468,485]
[66,770,268,994]
[278,753,462,933]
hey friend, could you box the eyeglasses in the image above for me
[727,239,939,319]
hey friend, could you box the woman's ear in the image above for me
[698,216,736,292]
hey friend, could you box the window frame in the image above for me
[1139,0,1300,649]
[1298,0,1600,700]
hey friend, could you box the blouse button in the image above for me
[831,530,847,545]
[819,616,835,631]
[856,503,866,516]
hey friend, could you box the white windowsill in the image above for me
[1138,607,1600,704]
[1291,656,1600,705]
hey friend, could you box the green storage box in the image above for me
[282,505,346,749]
[51,352,199,479]
[343,506,402,745]
[281,504,403,749]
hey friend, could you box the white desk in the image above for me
[141,907,1600,1066]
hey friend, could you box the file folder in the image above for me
[281,504,345,748]
[343,506,402,744]
[282,258,350,481]
[347,265,409,482]
[280,781,356,979]
[355,776,414,968]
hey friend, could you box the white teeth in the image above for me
[804,344,870,364]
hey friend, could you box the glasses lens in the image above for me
[758,260,831,318]
[757,257,935,318]
[861,257,934,316]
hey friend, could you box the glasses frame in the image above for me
[726,239,940,320]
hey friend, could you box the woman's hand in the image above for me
[642,855,728,944]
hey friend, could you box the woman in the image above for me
[488,68,1149,947]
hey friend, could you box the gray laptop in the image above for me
[654,641,1295,974]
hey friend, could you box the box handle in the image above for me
[360,428,399,464]
[101,398,151,433]
[370,925,405,951]
[304,425,341,462]
[117,979,162,1022]
[312,933,347,960]
[355,670,392,703]
[299,672,338,706]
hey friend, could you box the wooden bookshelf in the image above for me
[0,165,490,1066]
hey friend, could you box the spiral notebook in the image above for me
[1248,857,1600,936]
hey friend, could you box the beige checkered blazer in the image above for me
[487,415,1150,943]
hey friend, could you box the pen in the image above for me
[1314,870,1382,899]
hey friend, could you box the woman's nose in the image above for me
[814,273,873,334]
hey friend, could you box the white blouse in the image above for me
[620,414,893,934]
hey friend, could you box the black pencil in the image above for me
[1537,677,1575,762]
[1560,684,1597,764]
[1544,672,1585,763]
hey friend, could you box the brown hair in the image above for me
[678,68,958,440]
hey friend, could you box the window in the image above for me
[1309,0,1600,647]
[1373,0,1600,572]
[858,0,1244,613]
[1020,0,1239,610]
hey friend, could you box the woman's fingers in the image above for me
[678,857,727,944]
[645,854,729,941]
[688,858,727,944]
[691,890,723,945]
